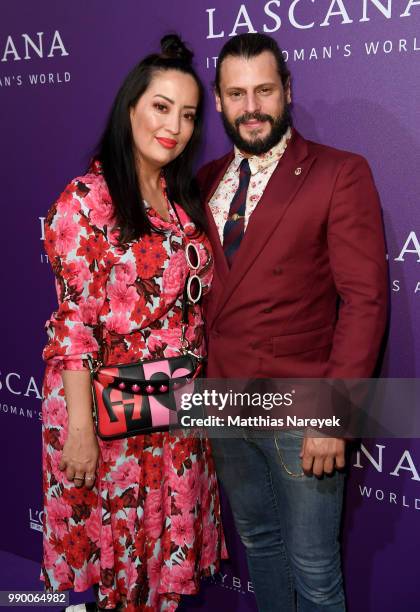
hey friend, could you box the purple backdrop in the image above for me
[1,1,419,610]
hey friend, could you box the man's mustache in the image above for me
[235,112,274,127]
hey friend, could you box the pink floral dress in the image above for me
[41,162,226,611]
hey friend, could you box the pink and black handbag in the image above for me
[89,348,203,440]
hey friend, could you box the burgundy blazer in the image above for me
[197,130,388,379]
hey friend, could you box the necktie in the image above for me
[223,158,251,267]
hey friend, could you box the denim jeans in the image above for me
[211,430,345,612]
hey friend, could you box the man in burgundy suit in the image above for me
[197,33,387,611]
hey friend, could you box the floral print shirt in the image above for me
[209,127,292,243]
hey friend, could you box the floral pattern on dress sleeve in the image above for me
[43,179,113,370]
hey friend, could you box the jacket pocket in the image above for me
[272,324,334,357]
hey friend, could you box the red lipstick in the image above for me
[156,137,177,149]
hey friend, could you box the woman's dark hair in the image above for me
[215,33,290,94]
[98,34,205,242]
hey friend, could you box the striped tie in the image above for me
[223,158,251,267]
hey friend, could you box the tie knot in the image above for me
[239,158,251,177]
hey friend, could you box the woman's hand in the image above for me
[59,369,99,489]
[59,422,99,489]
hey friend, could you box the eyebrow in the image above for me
[226,82,277,91]
[153,94,197,110]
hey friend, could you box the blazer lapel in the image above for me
[211,131,315,323]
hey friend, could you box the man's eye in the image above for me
[229,91,242,98]
[259,88,272,94]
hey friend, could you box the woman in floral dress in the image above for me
[41,35,226,611]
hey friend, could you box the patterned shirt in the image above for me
[209,128,292,243]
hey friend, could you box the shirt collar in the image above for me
[232,127,292,176]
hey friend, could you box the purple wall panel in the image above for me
[1,1,419,609]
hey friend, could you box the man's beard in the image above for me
[221,103,292,156]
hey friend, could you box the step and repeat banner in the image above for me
[1,1,419,610]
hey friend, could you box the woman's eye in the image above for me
[184,113,196,121]
[154,103,168,112]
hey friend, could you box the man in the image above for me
[197,33,388,611]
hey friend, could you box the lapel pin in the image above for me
[295,167,302,175]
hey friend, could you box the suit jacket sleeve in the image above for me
[326,155,388,378]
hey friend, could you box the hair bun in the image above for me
[160,34,193,64]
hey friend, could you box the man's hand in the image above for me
[300,436,345,477]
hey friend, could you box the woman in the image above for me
[42,35,226,611]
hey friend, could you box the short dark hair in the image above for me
[98,35,205,242]
[215,33,290,94]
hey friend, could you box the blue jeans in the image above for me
[211,430,345,612]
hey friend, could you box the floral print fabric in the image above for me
[209,127,291,243]
[41,164,226,611]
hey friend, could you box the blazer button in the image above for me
[273,266,282,275]
[263,307,272,313]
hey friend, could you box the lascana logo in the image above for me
[29,509,43,532]
[0,370,42,399]
[353,443,420,480]
[1,31,71,88]
[391,231,420,295]
[394,231,420,263]
[1,31,68,62]
[352,443,420,510]
[206,0,420,39]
